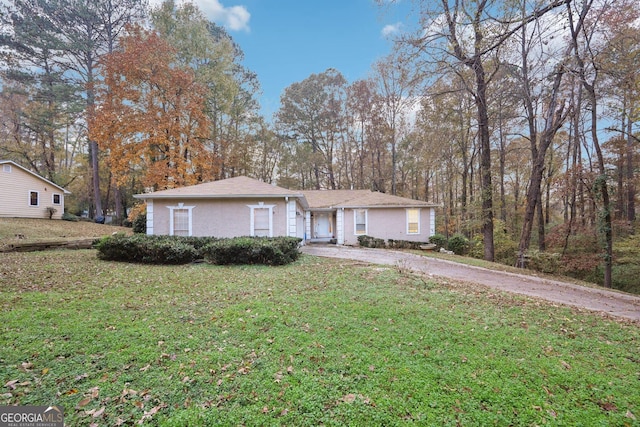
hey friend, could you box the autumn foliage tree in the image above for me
[90,26,216,193]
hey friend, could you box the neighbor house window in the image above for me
[29,191,39,206]
[52,194,61,205]
[354,209,367,235]
[3,164,11,173]
[167,203,195,236]
[407,208,420,234]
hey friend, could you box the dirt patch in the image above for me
[302,245,640,323]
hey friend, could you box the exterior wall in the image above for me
[0,164,65,219]
[342,207,435,246]
[148,197,292,238]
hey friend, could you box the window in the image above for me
[167,204,195,236]
[52,194,61,205]
[407,208,420,234]
[3,164,11,173]
[248,203,275,237]
[29,191,39,206]
[173,209,189,236]
[253,208,270,237]
[354,209,367,235]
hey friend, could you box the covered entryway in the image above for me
[307,210,337,243]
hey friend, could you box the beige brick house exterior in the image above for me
[135,176,438,246]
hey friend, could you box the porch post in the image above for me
[305,210,311,241]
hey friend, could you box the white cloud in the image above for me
[201,0,250,32]
[148,0,250,32]
[381,22,402,38]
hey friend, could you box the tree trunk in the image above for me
[87,67,103,219]
[517,64,565,267]
[474,59,495,262]
[626,103,636,224]
[537,190,545,250]
[567,0,611,287]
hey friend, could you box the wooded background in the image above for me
[1,0,638,290]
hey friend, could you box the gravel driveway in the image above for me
[301,245,640,323]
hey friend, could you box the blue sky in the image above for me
[163,0,411,119]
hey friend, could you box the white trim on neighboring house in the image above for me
[146,200,154,235]
[336,208,344,244]
[247,202,274,237]
[167,203,195,236]
[354,209,367,235]
[406,208,421,234]
[29,190,39,207]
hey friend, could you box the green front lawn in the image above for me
[1,250,638,426]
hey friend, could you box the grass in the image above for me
[408,249,620,292]
[1,248,639,426]
[0,217,130,247]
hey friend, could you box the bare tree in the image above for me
[385,0,569,261]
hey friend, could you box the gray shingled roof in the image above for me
[134,176,304,199]
[134,176,437,209]
[303,189,438,209]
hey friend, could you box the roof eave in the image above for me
[133,193,306,200]
[1,160,71,194]
[338,204,438,209]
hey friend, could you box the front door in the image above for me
[314,213,332,238]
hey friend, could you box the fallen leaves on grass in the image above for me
[86,406,105,418]
[137,403,167,425]
[598,400,617,412]
[4,380,18,390]
[338,393,374,406]
[77,397,92,408]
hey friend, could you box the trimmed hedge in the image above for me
[95,234,301,266]
[202,236,302,266]
[428,234,447,250]
[387,239,425,249]
[358,235,428,250]
[62,212,80,222]
[447,233,469,255]
[357,235,386,248]
[95,234,204,264]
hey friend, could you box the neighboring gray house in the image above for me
[0,160,71,219]
[134,176,438,245]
